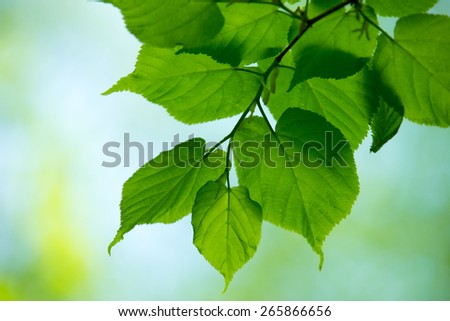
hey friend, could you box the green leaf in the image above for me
[366,0,438,17]
[103,0,224,48]
[192,181,262,289]
[268,67,378,149]
[104,46,262,124]
[183,3,292,66]
[291,9,378,86]
[234,109,359,264]
[308,0,342,18]
[373,14,450,127]
[370,98,403,153]
[109,138,227,253]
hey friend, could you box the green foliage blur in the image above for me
[0,0,449,300]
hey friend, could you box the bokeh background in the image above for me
[0,0,449,300]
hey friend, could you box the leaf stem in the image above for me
[203,86,264,160]
[225,139,233,191]
[358,7,395,42]
[257,101,296,169]
[257,101,277,138]
[308,0,353,25]
[278,64,296,71]
[233,67,264,76]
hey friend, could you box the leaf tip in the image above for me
[102,85,118,96]
[102,76,130,96]
[221,276,232,294]
[108,232,124,255]
[107,243,114,256]
[221,283,229,294]
[107,241,115,256]
[369,142,380,153]
[314,247,324,271]
[318,254,324,271]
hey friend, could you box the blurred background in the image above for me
[0,0,449,300]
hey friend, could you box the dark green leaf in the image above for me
[104,46,262,124]
[370,98,403,153]
[234,109,359,264]
[373,14,450,127]
[109,138,227,253]
[192,181,262,289]
[103,0,224,48]
[308,0,342,18]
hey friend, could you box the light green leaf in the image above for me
[192,181,262,289]
[234,109,359,264]
[268,67,377,149]
[184,3,292,66]
[291,8,378,86]
[370,98,403,153]
[103,0,224,48]
[366,0,438,17]
[109,138,227,253]
[373,14,450,127]
[104,46,262,124]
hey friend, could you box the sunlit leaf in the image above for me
[366,0,438,17]
[192,181,262,289]
[184,3,292,66]
[103,0,224,48]
[104,46,262,124]
[373,14,450,127]
[268,68,377,149]
[109,138,227,253]
[234,109,359,264]
[101,0,450,288]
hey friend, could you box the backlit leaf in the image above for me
[103,0,224,48]
[192,182,262,289]
[184,3,292,66]
[234,109,359,264]
[104,46,262,124]
[366,0,438,17]
[268,67,378,149]
[109,138,227,253]
[373,14,450,127]
[101,0,450,288]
